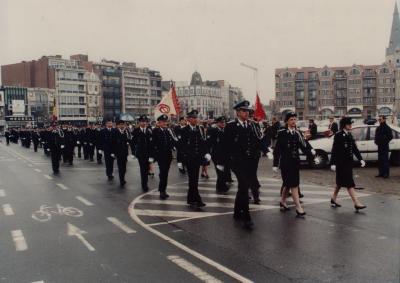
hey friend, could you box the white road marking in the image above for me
[167,255,223,283]
[34,168,42,172]
[67,223,95,251]
[32,281,45,283]
[107,217,136,234]
[2,204,14,215]
[137,199,277,209]
[135,209,219,218]
[11,230,28,251]
[27,163,33,167]
[76,196,94,206]
[129,191,253,283]
[43,174,53,180]
[0,189,5,197]
[56,183,69,190]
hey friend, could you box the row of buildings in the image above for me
[274,3,400,121]
[1,55,243,129]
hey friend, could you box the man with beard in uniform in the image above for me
[112,120,130,187]
[63,124,76,165]
[131,115,152,192]
[100,119,116,181]
[150,114,177,200]
[224,100,261,229]
[48,124,65,174]
[174,117,187,174]
[178,110,210,208]
[207,116,229,194]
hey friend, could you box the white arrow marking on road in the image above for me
[67,223,95,251]
[56,183,69,190]
[76,196,94,206]
[107,217,136,234]
[11,230,28,251]
[0,189,5,197]
[43,174,53,180]
[167,255,223,283]
[2,204,14,215]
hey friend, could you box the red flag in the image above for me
[171,82,181,114]
[254,93,266,121]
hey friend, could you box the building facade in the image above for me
[175,71,241,119]
[275,3,400,120]
[27,87,55,124]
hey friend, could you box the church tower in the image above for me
[386,2,400,64]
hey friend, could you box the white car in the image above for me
[301,124,400,168]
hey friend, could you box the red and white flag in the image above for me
[154,82,180,119]
[254,92,266,121]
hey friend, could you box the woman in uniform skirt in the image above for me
[273,112,316,216]
[330,117,367,211]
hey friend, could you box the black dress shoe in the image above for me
[253,198,261,205]
[120,180,126,187]
[355,204,367,211]
[142,187,149,192]
[243,220,254,229]
[330,198,342,208]
[108,175,114,181]
[375,175,383,178]
[233,213,242,221]
[296,210,306,217]
[160,192,169,200]
[383,175,389,179]
[196,202,206,208]
[279,202,290,211]
[299,193,304,199]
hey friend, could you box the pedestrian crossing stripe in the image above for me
[131,181,371,227]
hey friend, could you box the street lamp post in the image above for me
[240,62,259,94]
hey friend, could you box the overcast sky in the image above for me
[0,0,397,103]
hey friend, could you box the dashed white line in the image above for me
[34,168,42,173]
[2,204,14,215]
[107,217,136,234]
[11,230,28,251]
[75,196,94,206]
[43,174,53,180]
[32,281,45,283]
[167,255,223,283]
[56,183,69,190]
[0,189,5,197]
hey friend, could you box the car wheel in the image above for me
[390,150,400,166]
[311,150,328,169]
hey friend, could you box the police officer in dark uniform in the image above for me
[207,116,229,193]
[375,115,393,178]
[94,124,103,164]
[48,124,65,174]
[112,120,130,187]
[63,124,76,165]
[76,126,85,158]
[5,129,10,145]
[224,101,261,228]
[132,115,152,191]
[150,114,177,200]
[273,112,316,216]
[330,117,367,211]
[178,110,209,208]
[32,129,40,152]
[100,119,116,181]
[174,117,187,174]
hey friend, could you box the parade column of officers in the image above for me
[5,100,371,230]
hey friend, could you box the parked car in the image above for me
[301,123,400,168]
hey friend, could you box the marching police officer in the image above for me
[174,117,188,174]
[150,114,177,200]
[63,124,76,165]
[178,110,210,208]
[76,126,85,158]
[5,129,10,145]
[375,115,393,178]
[330,117,367,211]
[48,124,65,174]
[95,124,103,164]
[31,129,40,152]
[112,120,131,187]
[273,112,316,216]
[131,115,153,192]
[224,101,261,228]
[100,119,116,181]
[207,116,229,193]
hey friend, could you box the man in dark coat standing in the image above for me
[375,115,393,178]
[328,117,339,136]
[100,119,115,181]
[112,120,130,187]
[131,115,152,191]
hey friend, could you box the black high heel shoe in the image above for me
[330,198,342,208]
[279,202,290,211]
[296,210,306,217]
[354,204,367,212]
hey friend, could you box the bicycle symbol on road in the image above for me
[32,204,83,222]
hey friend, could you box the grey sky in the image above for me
[0,0,396,104]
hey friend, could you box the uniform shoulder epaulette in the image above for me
[227,120,235,124]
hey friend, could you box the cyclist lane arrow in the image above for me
[67,223,95,252]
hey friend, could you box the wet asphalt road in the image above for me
[0,141,399,283]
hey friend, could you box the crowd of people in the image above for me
[5,100,386,229]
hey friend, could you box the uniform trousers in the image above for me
[157,156,172,192]
[186,157,203,203]
[232,158,252,221]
